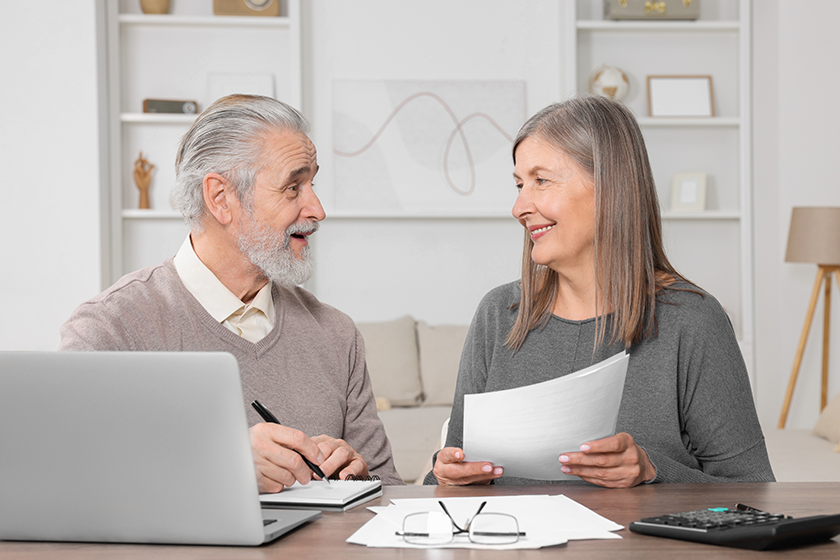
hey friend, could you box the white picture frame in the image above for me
[647,75,714,118]
[671,173,707,212]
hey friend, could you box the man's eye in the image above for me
[536,178,547,185]
[515,183,523,190]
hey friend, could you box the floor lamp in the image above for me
[778,206,840,429]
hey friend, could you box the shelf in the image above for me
[124,209,512,220]
[123,209,182,219]
[637,117,739,127]
[577,20,740,32]
[661,210,740,221]
[324,209,515,220]
[121,113,197,124]
[566,0,753,374]
[118,14,292,28]
[121,209,739,222]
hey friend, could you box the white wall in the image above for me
[0,0,103,350]
[753,0,840,430]
[301,0,564,325]
[3,0,839,430]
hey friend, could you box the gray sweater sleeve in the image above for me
[637,289,774,483]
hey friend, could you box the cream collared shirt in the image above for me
[173,236,274,343]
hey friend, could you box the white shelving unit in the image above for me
[102,0,301,283]
[565,0,754,374]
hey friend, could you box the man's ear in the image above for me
[202,173,236,226]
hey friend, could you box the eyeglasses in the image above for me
[395,500,525,546]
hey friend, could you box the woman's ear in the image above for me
[202,173,235,226]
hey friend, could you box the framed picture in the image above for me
[647,76,714,117]
[671,173,707,212]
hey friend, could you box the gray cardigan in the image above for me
[425,281,774,485]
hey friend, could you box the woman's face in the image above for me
[512,136,596,275]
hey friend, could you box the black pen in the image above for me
[251,400,329,484]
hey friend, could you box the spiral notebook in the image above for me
[260,477,382,512]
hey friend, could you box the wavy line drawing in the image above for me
[334,90,514,197]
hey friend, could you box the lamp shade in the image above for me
[785,207,840,264]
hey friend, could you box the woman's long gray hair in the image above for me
[507,95,689,351]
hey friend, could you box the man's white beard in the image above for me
[236,214,317,288]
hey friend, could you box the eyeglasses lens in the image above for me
[402,512,453,545]
[469,513,521,545]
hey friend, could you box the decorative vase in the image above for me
[140,0,170,14]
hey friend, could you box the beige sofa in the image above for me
[357,315,840,484]
[357,315,467,483]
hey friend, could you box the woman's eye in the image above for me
[515,183,523,191]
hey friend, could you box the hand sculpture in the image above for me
[133,152,155,209]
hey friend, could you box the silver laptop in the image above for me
[0,351,319,546]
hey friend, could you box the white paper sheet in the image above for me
[463,352,629,480]
[346,494,623,549]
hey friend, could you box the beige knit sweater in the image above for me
[59,258,402,485]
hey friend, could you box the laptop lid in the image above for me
[0,351,319,546]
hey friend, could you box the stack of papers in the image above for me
[347,494,623,549]
[464,351,629,480]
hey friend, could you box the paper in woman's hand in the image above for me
[463,352,629,480]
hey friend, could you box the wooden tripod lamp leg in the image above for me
[778,267,826,429]
[823,269,832,411]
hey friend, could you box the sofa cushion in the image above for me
[357,315,422,406]
[417,321,468,406]
[813,391,840,449]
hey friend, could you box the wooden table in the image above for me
[2,483,839,559]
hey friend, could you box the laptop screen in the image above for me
[0,351,289,545]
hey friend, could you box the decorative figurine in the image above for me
[589,64,630,101]
[133,152,154,210]
[140,0,170,14]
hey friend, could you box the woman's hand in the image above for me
[432,447,504,486]
[558,432,656,488]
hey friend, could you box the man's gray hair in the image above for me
[172,94,310,230]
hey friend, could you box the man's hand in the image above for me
[432,447,503,486]
[249,423,326,493]
[558,432,656,488]
[311,435,368,480]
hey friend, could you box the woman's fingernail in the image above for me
[561,466,571,473]
[580,444,591,452]
[494,467,503,475]
[455,451,462,459]
[482,464,492,472]
[559,455,569,463]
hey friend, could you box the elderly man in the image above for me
[59,94,401,489]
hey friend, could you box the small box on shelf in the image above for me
[604,0,700,21]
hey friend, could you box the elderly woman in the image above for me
[425,96,774,487]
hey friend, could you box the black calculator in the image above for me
[629,504,840,550]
